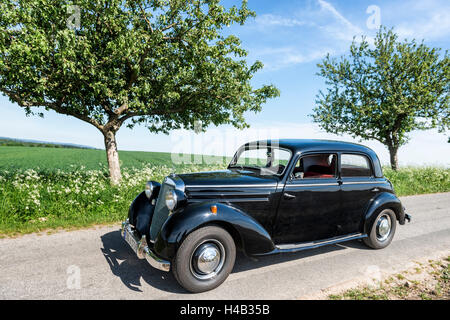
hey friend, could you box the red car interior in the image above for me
[295,154,336,179]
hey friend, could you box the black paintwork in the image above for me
[154,202,276,259]
[127,139,406,261]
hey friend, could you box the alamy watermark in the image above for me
[169,126,282,168]
[366,5,381,30]
[67,5,81,30]
[66,265,81,289]
[363,265,382,287]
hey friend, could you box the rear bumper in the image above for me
[121,219,170,272]
[399,206,412,225]
[405,213,412,223]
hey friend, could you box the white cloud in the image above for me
[248,0,366,70]
[254,14,308,28]
[249,47,334,71]
[362,0,450,42]
[396,11,450,41]
[316,0,363,41]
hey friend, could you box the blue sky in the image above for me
[1,0,449,166]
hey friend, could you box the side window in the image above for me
[341,154,372,177]
[292,154,337,179]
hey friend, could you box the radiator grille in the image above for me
[149,182,173,241]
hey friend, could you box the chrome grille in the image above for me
[150,182,173,241]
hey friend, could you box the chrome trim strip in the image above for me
[186,184,277,188]
[342,181,386,185]
[285,183,339,187]
[276,233,362,250]
[285,181,387,187]
[165,177,176,187]
[121,220,170,272]
[166,174,186,192]
[271,233,367,253]
[189,198,269,203]
[188,191,271,196]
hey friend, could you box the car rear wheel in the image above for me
[363,209,397,249]
[172,225,236,293]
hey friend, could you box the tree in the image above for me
[0,0,279,184]
[312,27,449,170]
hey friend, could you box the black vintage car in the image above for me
[121,139,411,293]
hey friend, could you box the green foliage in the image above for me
[312,27,449,169]
[0,163,225,235]
[0,0,279,133]
[384,166,450,196]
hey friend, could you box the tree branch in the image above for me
[1,88,104,131]
[138,4,154,33]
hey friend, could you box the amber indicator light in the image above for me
[210,205,217,214]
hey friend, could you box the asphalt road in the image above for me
[1,192,449,300]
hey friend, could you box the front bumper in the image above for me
[121,219,170,272]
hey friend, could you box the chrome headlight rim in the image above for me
[165,189,178,211]
[144,181,154,199]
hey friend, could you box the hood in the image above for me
[177,169,279,189]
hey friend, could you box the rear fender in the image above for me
[363,192,405,234]
[154,202,275,260]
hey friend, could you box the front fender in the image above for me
[363,192,405,234]
[128,191,155,239]
[153,202,275,260]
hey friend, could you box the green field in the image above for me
[0,146,228,172]
[0,145,449,236]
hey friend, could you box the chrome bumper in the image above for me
[405,213,412,223]
[121,219,170,272]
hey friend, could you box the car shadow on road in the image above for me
[100,229,363,294]
[232,242,349,273]
[100,230,185,294]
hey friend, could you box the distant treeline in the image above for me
[0,139,94,149]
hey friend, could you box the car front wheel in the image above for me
[172,225,236,293]
[363,208,397,249]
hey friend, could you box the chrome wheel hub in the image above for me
[196,244,220,273]
[190,240,225,280]
[376,214,391,241]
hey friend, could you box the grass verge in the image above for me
[384,167,450,196]
[328,256,450,300]
[0,164,224,236]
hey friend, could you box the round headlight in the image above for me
[165,189,177,211]
[144,181,153,199]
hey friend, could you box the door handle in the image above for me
[371,187,380,192]
[283,193,296,200]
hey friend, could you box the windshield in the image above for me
[229,145,292,175]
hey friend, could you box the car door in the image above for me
[338,153,379,235]
[272,153,341,244]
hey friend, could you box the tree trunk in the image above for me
[388,145,399,171]
[103,130,122,185]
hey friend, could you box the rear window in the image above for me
[293,153,337,179]
[341,154,372,177]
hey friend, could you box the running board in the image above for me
[259,233,367,255]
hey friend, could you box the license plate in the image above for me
[123,229,139,253]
